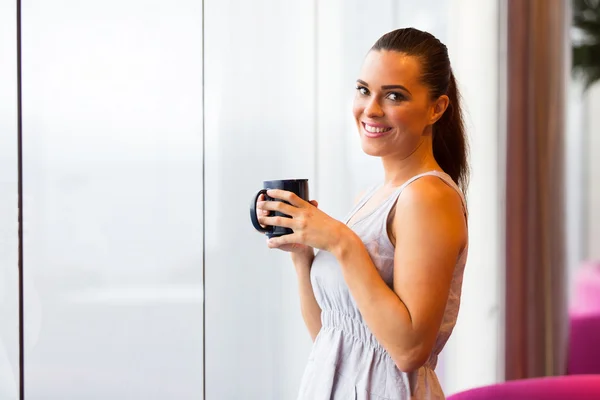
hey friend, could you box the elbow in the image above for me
[394,358,428,374]
[392,346,430,373]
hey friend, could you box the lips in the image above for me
[362,122,392,138]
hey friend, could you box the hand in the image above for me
[255,193,316,257]
[257,189,348,253]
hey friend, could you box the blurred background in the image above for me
[0,0,598,399]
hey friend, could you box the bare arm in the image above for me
[331,178,466,372]
[292,252,322,341]
[258,193,323,341]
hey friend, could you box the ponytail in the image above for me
[432,72,469,192]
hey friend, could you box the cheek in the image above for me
[352,99,363,120]
[387,108,414,128]
[388,106,427,130]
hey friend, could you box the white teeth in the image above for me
[364,124,391,133]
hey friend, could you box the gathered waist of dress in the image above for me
[320,310,386,353]
[320,310,439,370]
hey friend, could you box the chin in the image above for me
[360,141,387,157]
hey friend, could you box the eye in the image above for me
[386,92,404,102]
[356,85,370,96]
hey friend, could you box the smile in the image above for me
[362,122,392,137]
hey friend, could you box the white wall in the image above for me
[20,1,204,398]
[586,83,600,261]
[203,1,317,399]
[566,76,587,297]
[0,0,19,397]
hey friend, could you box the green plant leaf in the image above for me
[572,0,600,89]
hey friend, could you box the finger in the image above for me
[256,196,273,216]
[266,189,306,208]
[266,237,280,249]
[259,215,295,229]
[267,233,303,248]
[257,194,266,208]
[256,202,270,215]
[257,200,298,217]
[309,200,319,208]
[266,240,300,252]
[266,238,293,250]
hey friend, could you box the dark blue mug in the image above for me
[250,179,309,238]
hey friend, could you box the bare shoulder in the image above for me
[394,175,467,248]
[398,176,464,214]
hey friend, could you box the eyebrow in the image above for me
[356,79,412,95]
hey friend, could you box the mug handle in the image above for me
[250,189,274,234]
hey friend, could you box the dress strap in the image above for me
[389,170,467,217]
[343,184,381,225]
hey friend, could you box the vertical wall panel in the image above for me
[586,83,600,260]
[566,76,586,291]
[22,1,204,398]
[203,1,316,399]
[0,0,19,398]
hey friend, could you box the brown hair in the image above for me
[371,28,470,192]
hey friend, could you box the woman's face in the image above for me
[352,50,442,159]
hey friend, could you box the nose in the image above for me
[364,97,384,118]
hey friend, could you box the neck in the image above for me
[381,135,440,188]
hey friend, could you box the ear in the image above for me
[429,95,449,125]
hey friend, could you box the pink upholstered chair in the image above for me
[447,375,600,400]
[568,313,600,374]
[568,261,600,375]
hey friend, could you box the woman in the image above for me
[257,28,469,400]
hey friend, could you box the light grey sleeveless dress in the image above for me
[297,170,468,400]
